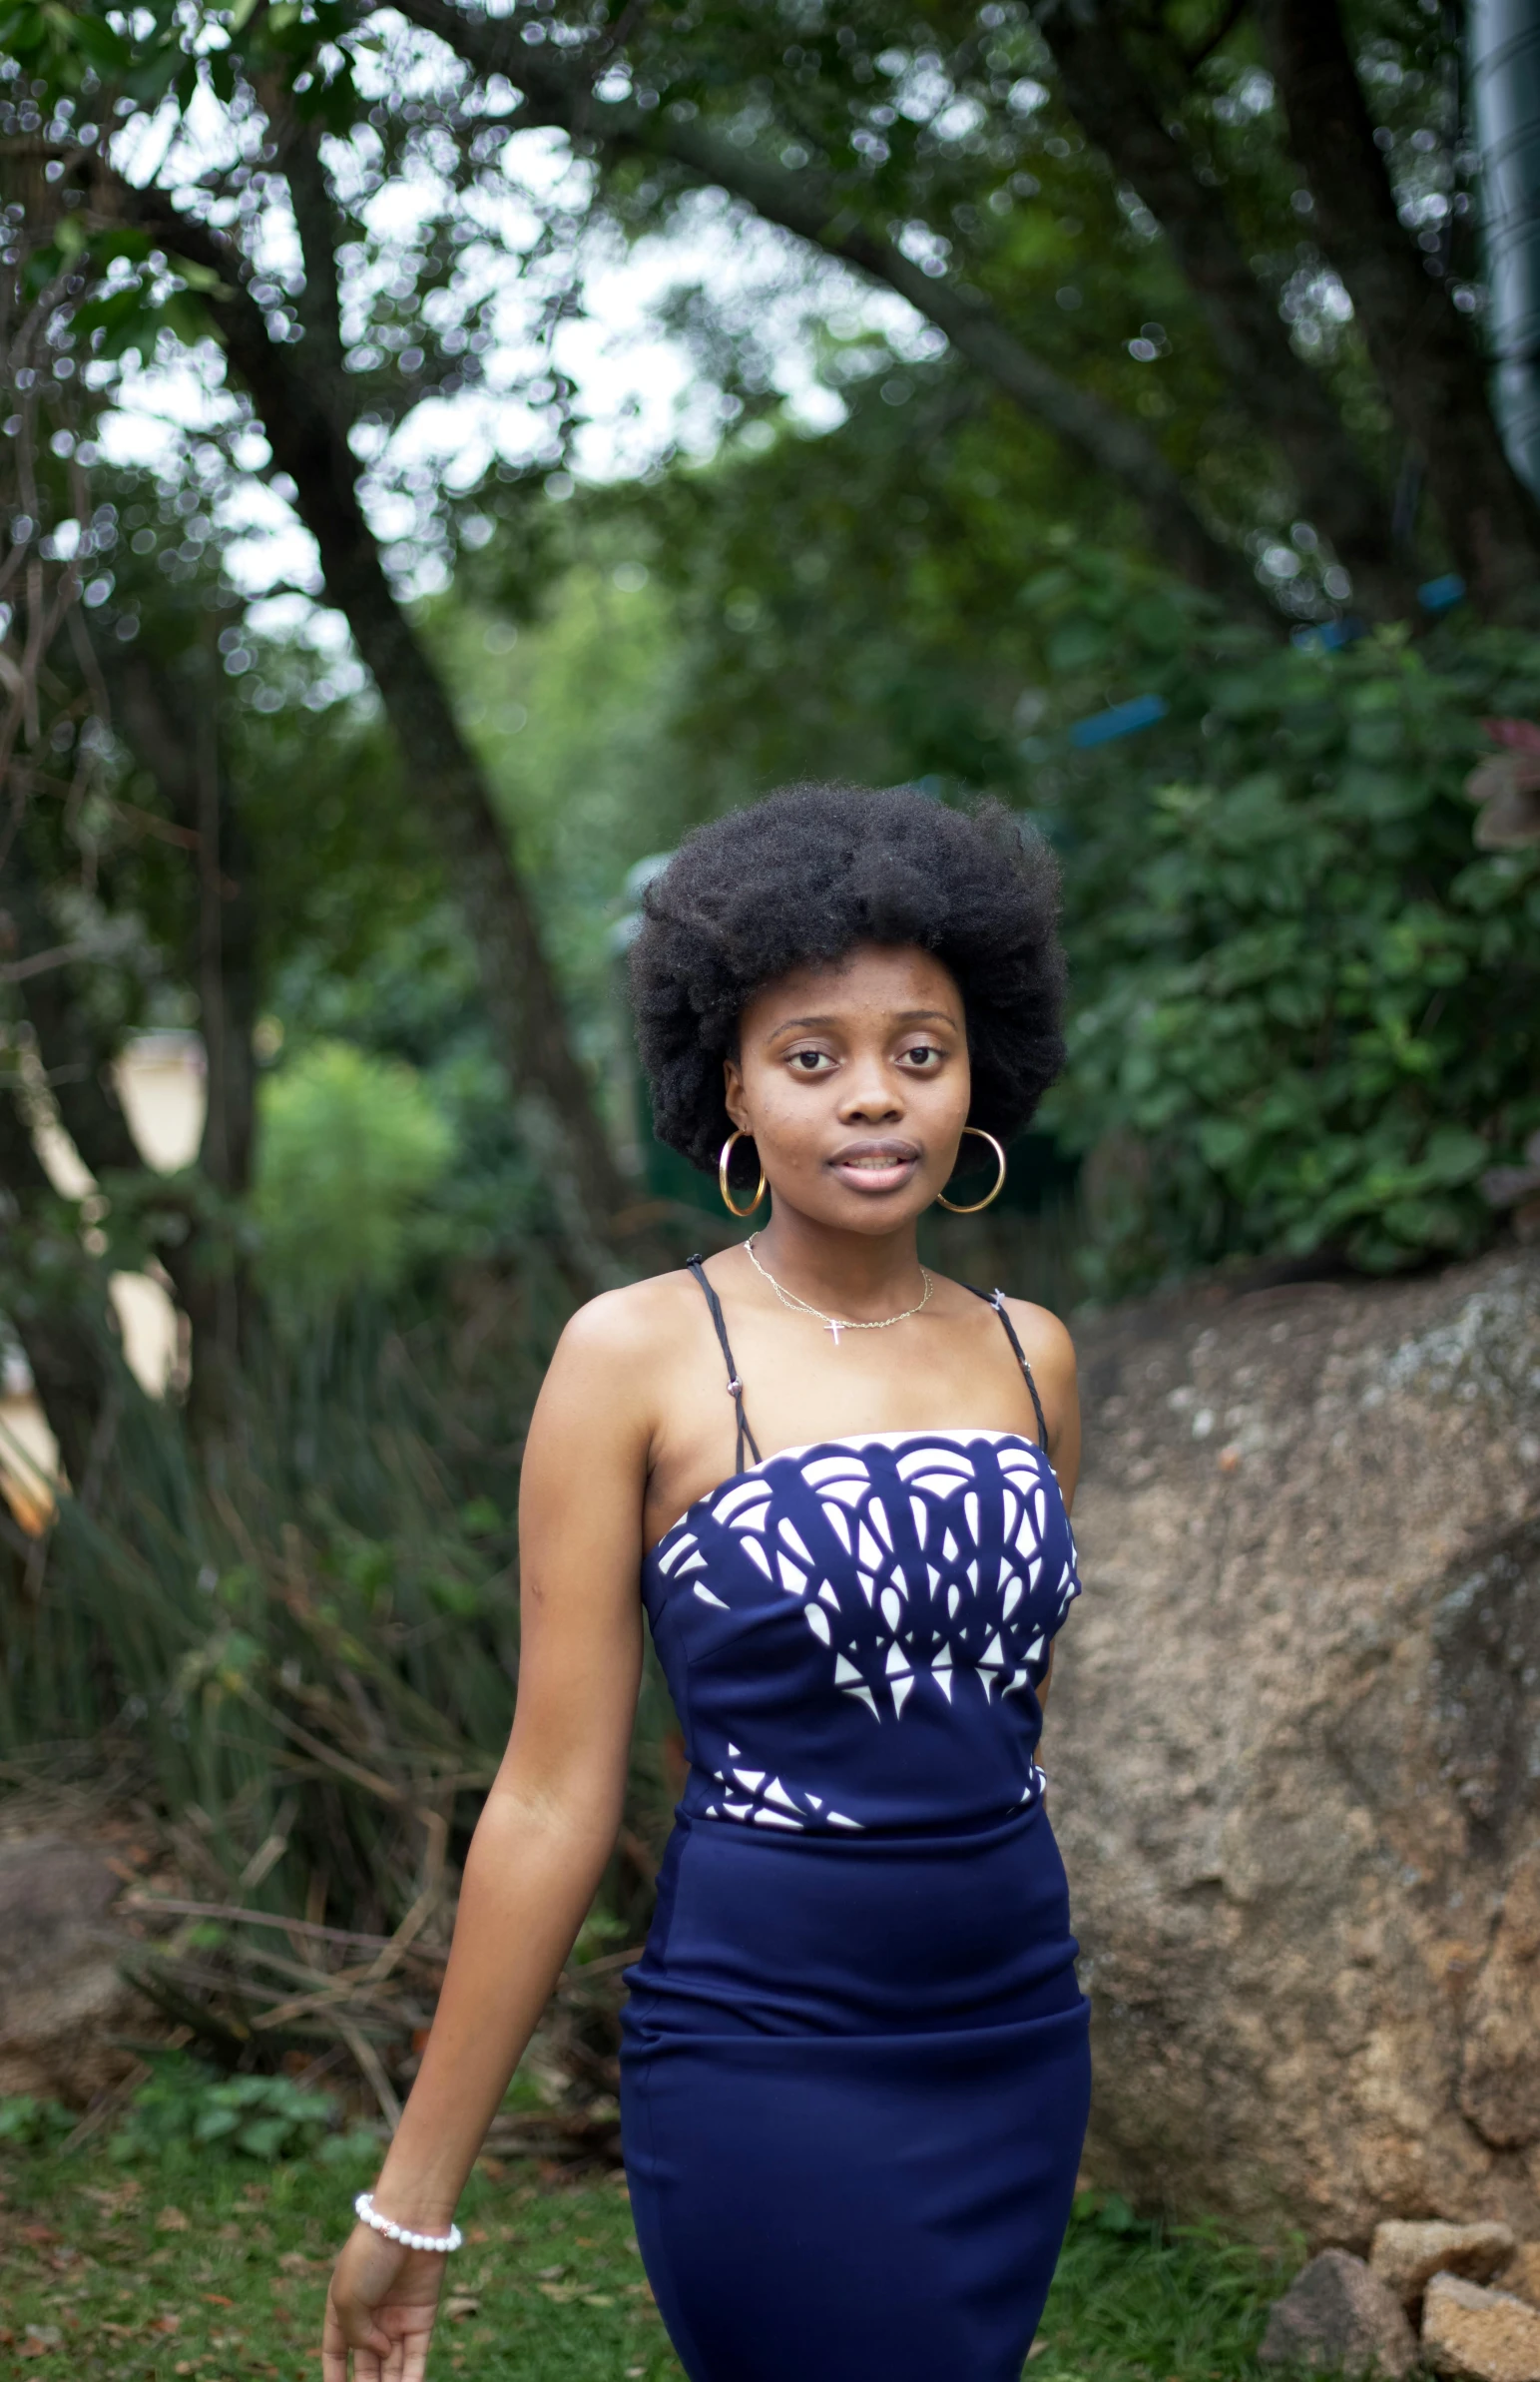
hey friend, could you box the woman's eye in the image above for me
[903,1044,942,1068]
[787,1049,832,1073]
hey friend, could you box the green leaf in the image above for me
[46,5,131,74]
[428,1574,483,1619]
[233,2116,287,2158]
[1419,1125,1489,1187]
[193,2104,243,2142]
[123,38,188,104]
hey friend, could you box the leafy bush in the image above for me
[107,2057,354,2164]
[1037,614,1540,1290]
[255,1040,457,1309]
[0,2095,76,2150]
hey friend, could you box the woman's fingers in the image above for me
[323,2280,395,2378]
[321,2233,445,2382]
[320,2294,350,2382]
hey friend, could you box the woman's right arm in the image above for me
[321,1290,659,2382]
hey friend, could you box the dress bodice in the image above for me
[642,1426,1081,1838]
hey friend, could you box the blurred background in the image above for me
[2,0,1540,2182]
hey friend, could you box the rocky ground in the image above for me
[1261,2218,1540,2380]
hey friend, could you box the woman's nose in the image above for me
[839,1067,903,1121]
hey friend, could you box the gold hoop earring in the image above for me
[937,1126,1007,1214]
[719,1129,767,1219]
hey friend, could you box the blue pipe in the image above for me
[1469,0,1540,497]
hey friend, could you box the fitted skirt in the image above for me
[620,1803,1092,2382]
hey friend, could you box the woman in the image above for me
[323,784,1090,2382]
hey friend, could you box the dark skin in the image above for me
[322,941,1080,2379]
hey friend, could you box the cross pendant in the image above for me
[825,1319,843,1347]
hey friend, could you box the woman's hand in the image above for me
[322,2224,446,2381]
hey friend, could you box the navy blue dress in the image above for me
[621,1266,1091,2382]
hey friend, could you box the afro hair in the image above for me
[629,784,1066,1173]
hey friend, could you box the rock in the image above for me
[1422,2273,1540,2381]
[1501,2249,1540,2310]
[1259,2249,1417,2375]
[1045,1245,1540,2241]
[0,1833,148,2103]
[1371,2221,1517,2306]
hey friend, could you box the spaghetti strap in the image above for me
[687,1255,763,1474]
[967,1284,1050,1453]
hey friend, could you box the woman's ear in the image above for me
[722,1052,749,1136]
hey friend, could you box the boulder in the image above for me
[1501,2249,1540,2310]
[1371,2221,1517,2306]
[1259,2248,1417,2375]
[1422,2273,1540,2381]
[0,1832,148,2102]
[1049,1246,1540,2242]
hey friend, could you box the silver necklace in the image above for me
[745,1232,934,1348]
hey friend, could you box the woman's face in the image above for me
[723,941,972,1233]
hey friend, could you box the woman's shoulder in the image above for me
[998,1291,1076,1362]
[974,1286,1078,1405]
[552,1263,715,1372]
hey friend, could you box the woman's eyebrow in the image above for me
[770,1006,958,1033]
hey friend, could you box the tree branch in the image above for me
[1,829,142,1183]
[393,0,1272,619]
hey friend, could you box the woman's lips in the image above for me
[827,1144,921,1194]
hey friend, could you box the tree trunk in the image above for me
[397,0,1274,623]
[1256,0,1540,618]
[105,643,260,1430]
[92,166,640,1294]
[1027,0,1411,617]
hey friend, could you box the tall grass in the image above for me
[0,1263,674,1944]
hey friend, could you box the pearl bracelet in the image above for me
[354,2190,462,2254]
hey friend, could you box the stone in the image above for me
[0,1833,148,2103]
[1501,2250,1540,2311]
[1371,2221,1517,2306]
[1259,2249,1417,2376]
[1422,2273,1540,2381]
[1045,1246,1540,2242]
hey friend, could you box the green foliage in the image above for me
[107,2055,358,2164]
[0,2094,76,2150]
[1041,617,1540,1287]
[254,1040,457,1308]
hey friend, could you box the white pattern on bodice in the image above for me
[647,1431,1081,1837]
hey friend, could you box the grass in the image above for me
[0,2139,684,2380]
[0,2132,1292,2382]
[1037,2194,1293,2382]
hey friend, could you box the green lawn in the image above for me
[0,2126,1291,2380]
